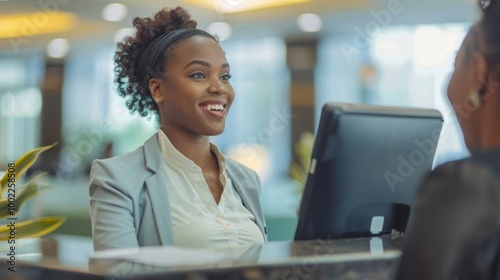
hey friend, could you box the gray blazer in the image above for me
[89,133,268,251]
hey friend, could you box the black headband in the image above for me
[137,28,215,91]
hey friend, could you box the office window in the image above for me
[0,57,43,164]
[216,37,291,182]
[316,23,469,166]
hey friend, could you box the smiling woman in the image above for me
[89,6,267,252]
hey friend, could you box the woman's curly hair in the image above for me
[114,7,205,121]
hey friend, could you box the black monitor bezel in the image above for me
[294,103,443,240]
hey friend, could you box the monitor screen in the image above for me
[294,103,443,240]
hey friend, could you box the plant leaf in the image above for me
[0,217,66,241]
[0,143,57,195]
[0,173,51,219]
[289,162,307,185]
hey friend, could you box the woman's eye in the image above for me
[221,73,232,81]
[191,73,205,79]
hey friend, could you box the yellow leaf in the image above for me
[289,162,307,185]
[0,173,51,219]
[0,143,57,195]
[0,217,66,241]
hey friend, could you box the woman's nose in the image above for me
[208,80,227,94]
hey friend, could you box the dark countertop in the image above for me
[0,234,403,279]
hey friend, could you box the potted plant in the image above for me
[0,143,66,241]
[289,131,315,197]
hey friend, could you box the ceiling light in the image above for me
[207,22,232,41]
[0,12,75,39]
[47,38,69,58]
[227,0,243,7]
[102,3,128,22]
[297,13,322,32]
[184,0,310,13]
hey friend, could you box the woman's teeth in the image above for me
[202,104,224,111]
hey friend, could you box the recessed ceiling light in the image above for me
[102,3,128,22]
[227,0,243,7]
[47,38,69,58]
[297,13,322,33]
[184,0,310,13]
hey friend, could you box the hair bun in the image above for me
[156,6,198,31]
[132,7,197,44]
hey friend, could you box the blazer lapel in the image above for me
[143,134,174,245]
[227,162,265,234]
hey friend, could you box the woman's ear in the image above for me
[149,78,163,102]
[472,51,489,90]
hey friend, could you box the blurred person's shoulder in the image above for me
[420,148,500,199]
[398,150,500,280]
[469,147,500,177]
[431,147,500,180]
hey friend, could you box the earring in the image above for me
[467,89,482,110]
[155,98,161,103]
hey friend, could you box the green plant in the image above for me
[0,143,66,241]
[289,131,315,196]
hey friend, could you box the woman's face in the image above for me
[447,31,483,150]
[153,35,235,138]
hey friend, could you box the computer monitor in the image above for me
[294,103,443,240]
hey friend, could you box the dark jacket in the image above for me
[395,149,500,280]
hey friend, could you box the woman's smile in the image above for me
[199,100,227,118]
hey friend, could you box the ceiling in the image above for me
[0,0,479,54]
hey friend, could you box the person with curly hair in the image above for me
[89,7,267,251]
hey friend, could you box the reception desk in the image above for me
[0,234,403,279]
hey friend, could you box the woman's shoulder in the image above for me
[226,158,258,176]
[89,144,150,192]
[91,133,158,175]
[398,155,500,280]
[92,145,146,173]
[226,158,261,186]
[432,148,500,181]
[421,155,500,199]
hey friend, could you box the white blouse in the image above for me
[157,129,264,248]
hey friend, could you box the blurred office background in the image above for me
[0,0,477,241]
